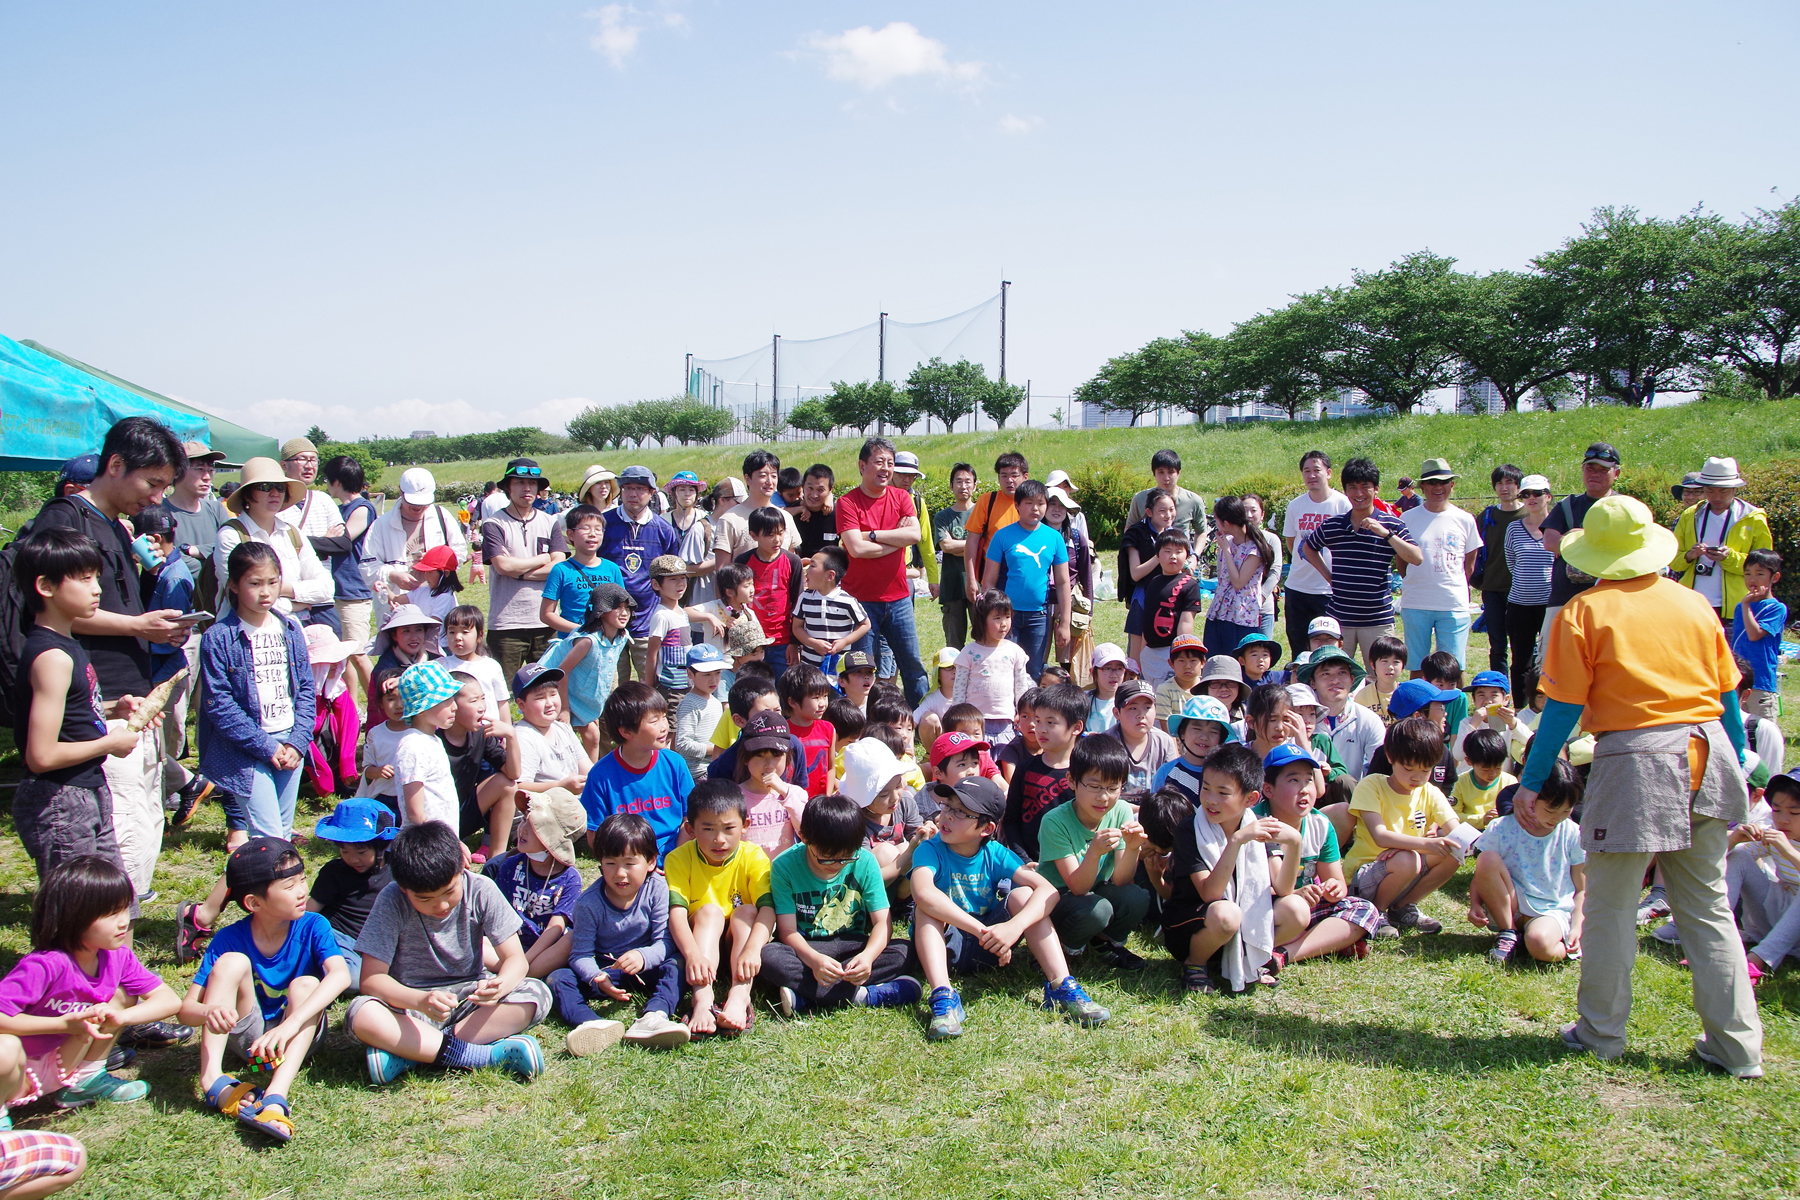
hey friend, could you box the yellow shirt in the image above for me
[711,709,739,751]
[1343,773,1459,875]
[663,840,772,913]
[1353,681,1400,727]
[1449,769,1515,828]
[1540,574,1739,732]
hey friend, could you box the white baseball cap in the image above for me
[400,467,437,505]
[839,739,907,809]
[1519,474,1551,492]
[1307,616,1342,638]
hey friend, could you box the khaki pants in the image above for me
[1340,623,1393,665]
[158,632,202,798]
[1574,815,1762,1071]
[616,635,651,687]
[1744,688,1780,722]
[106,729,164,897]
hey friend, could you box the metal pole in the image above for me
[1026,379,1031,428]
[878,313,887,381]
[685,353,693,397]
[999,281,1010,383]
[771,335,780,424]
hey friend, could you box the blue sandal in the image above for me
[203,1074,262,1117]
[238,1093,294,1143]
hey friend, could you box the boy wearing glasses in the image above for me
[1036,736,1151,968]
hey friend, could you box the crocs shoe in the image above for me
[366,1046,413,1086]
[565,1020,624,1058]
[488,1035,545,1079]
[54,1071,149,1108]
[856,976,923,1009]
[926,986,964,1041]
[1043,976,1109,1027]
[623,1011,692,1049]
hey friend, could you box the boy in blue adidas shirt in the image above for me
[1732,549,1786,722]
[579,681,693,860]
[908,777,1107,1040]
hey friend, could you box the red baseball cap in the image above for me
[930,730,989,766]
[416,545,459,572]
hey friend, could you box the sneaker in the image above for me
[777,987,807,1018]
[176,902,212,965]
[1693,1036,1764,1080]
[169,775,216,828]
[1387,904,1442,934]
[1636,892,1671,925]
[856,976,923,1009]
[623,1011,692,1050]
[926,986,965,1041]
[366,1046,413,1085]
[1651,921,1681,945]
[1098,938,1147,970]
[487,1034,545,1079]
[1181,963,1218,995]
[118,1021,194,1050]
[1490,929,1520,963]
[564,1020,624,1057]
[1043,976,1110,1027]
[1371,918,1400,940]
[53,1071,149,1107]
[105,1046,136,1073]
[137,890,158,905]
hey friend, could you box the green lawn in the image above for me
[0,590,1797,1197]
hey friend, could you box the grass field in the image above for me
[0,571,1796,1199]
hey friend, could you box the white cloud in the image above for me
[233,395,598,445]
[804,22,985,91]
[997,113,1041,135]
[587,4,686,68]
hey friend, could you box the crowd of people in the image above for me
[0,416,1788,1182]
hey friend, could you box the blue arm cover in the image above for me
[1720,689,1746,764]
[1519,699,1582,793]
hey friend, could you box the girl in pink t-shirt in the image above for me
[0,857,182,1121]
[735,742,807,858]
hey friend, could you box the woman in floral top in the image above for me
[1203,495,1277,658]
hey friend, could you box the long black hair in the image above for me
[31,856,135,955]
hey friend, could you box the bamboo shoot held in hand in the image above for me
[126,670,187,732]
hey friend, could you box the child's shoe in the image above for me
[926,986,965,1040]
[1636,890,1671,925]
[777,987,807,1017]
[487,1035,545,1079]
[119,1019,195,1049]
[856,976,923,1009]
[1180,963,1219,995]
[623,1011,692,1049]
[1096,937,1147,969]
[53,1071,148,1108]
[565,1020,625,1057]
[1489,929,1520,963]
[365,1046,413,1085]
[1371,916,1399,939]
[1387,904,1442,934]
[1651,920,1681,945]
[237,1094,294,1143]
[1043,976,1110,1026]
[175,901,212,965]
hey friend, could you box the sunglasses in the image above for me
[247,482,287,494]
[509,466,544,477]
[1521,489,1549,498]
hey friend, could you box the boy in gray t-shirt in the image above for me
[347,821,554,1085]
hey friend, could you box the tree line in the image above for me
[1077,201,1800,425]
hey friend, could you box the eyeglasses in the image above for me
[813,853,859,866]
[283,454,319,465]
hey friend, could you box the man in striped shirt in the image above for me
[1300,457,1423,664]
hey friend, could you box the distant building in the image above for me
[410,430,437,439]
[1457,379,1502,414]
[1082,401,1134,429]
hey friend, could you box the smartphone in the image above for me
[172,611,215,626]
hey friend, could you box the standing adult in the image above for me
[1125,449,1208,545]
[934,462,978,649]
[1045,470,1090,544]
[1516,495,1760,1078]
[476,481,507,522]
[265,438,344,633]
[321,455,380,691]
[576,466,616,514]
[834,438,930,707]
[1474,464,1525,676]
[1281,450,1351,658]
[713,450,802,569]
[363,467,471,624]
[1397,459,1481,673]
[602,465,681,685]
[962,452,1028,604]
[29,416,190,900]
[1300,457,1422,663]
[158,441,229,592]
[481,458,566,680]
[893,451,938,599]
[214,459,336,619]
[1670,456,1773,625]
[1394,478,1421,513]
[666,471,717,612]
[1539,442,1620,646]
[791,464,839,558]
[1501,475,1556,699]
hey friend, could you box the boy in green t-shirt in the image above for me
[1036,737,1150,967]
[761,793,921,1014]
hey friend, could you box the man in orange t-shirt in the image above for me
[961,451,1027,603]
[1515,495,1759,1078]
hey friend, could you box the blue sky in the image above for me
[3,2,1795,440]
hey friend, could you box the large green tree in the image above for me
[667,401,736,444]
[980,379,1026,429]
[786,399,837,438]
[1440,269,1582,411]
[1293,250,1461,415]
[1226,308,1332,420]
[1698,198,1800,399]
[823,380,890,434]
[1075,338,1186,426]
[905,357,986,433]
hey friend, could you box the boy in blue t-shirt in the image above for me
[180,838,351,1142]
[540,504,625,639]
[1731,549,1786,722]
[981,480,1071,679]
[909,777,1106,1041]
[578,681,693,860]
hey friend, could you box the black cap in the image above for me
[930,776,1006,822]
[1582,442,1621,467]
[225,837,303,906]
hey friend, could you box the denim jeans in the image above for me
[1009,608,1050,681]
[244,748,301,839]
[853,596,928,707]
[1401,607,1471,670]
[764,643,788,677]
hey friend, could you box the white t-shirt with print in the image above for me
[248,623,294,734]
[1400,504,1482,613]
[1282,490,1351,595]
[515,719,591,783]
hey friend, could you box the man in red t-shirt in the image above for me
[835,437,930,706]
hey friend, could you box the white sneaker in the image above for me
[1651,921,1681,945]
[624,1010,692,1050]
[564,1019,624,1058]
[1694,1036,1764,1079]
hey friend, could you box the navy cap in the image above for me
[511,661,566,699]
[58,453,100,486]
[225,837,304,906]
[619,465,656,486]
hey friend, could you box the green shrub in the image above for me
[1214,471,1303,541]
[1614,471,1682,527]
[1068,461,1138,548]
[1743,458,1800,611]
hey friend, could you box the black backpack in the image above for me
[0,533,33,728]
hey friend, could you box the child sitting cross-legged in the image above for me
[909,777,1109,1040]
[762,793,923,1016]
[482,789,588,980]
[1151,695,1238,804]
[306,798,397,992]
[1002,683,1088,863]
[182,838,350,1142]
[733,712,808,858]
[548,813,691,1056]
[1449,728,1515,831]
[1723,770,1800,984]
[1257,746,1381,969]
[1335,717,1465,939]
[1352,634,1408,726]
[1037,736,1151,969]
[663,780,777,1036]
[1469,758,1586,964]
[348,821,553,1085]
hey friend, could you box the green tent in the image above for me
[20,340,279,468]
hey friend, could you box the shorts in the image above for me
[457,790,488,840]
[1348,858,1393,902]
[10,776,139,920]
[225,1007,330,1064]
[1308,895,1382,936]
[1124,601,1144,637]
[941,902,1014,975]
[8,1049,74,1107]
[336,599,375,652]
[346,976,553,1040]
[1515,904,1573,942]
[1161,899,1229,960]
[0,1131,85,1192]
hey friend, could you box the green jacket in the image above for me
[1670,500,1773,617]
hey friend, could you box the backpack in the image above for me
[200,518,304,612]
[0,533,33,727]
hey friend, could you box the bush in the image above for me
[1067,461,1138,549]
[317,441,384,493]
[1614,471,1682,527]
[1213,471,1303,541]
[1743,457,1800,611]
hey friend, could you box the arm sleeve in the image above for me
[569,888,601,983]
[640,877,671,972]
[1519,698,1583,792]
[1721,689,1746,763]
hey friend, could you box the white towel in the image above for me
[1192,807,1276,992]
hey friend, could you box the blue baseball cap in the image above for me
[1470,670,1509,691]
[685,643,727,671]
[1262,744,1317,774]
[619,465,656,487]
[314,797,399,844]
[58,453,100,486]
[1388,678,1461,720]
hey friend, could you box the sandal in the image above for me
[204,1074,262,1118]
[1181,964,1218,995]
[238,1093,294,1143]
[711,1003,754,1037]
[176,902,212,966]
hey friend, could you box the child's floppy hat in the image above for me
[1231,631,1284,667]
[1388,678,1461,721]
[527,787,586,866]
[588,582,635,617]
[1558,495,1678,581]
[1295,646,1366,687]
[511,661,566,700]
[305,623,362,665]
[314,797,398,844]
[931,730,989,766]
[727,618,772,658]
[399,661,461,720]
[685,643,727,672]
[1168,694,1239,740]
[1285,683,1323,713]
[840,738,907,808]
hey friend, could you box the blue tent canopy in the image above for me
[0,334,211,472]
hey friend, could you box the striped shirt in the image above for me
[1504,519,1555,606]
[790,586,868,668]
[1305,510,1414,627]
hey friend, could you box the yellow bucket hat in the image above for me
[1558,495,1678,581]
